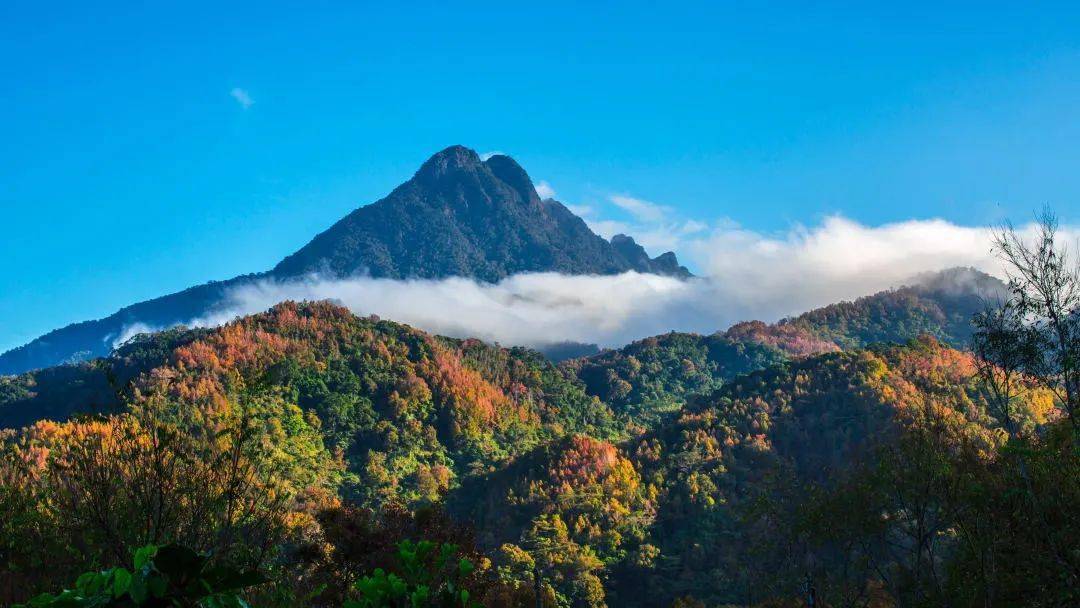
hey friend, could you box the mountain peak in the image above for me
[610,235,692,278]
[610,234,651,267]
[414,145,484,180]
[483,153,538,202]
[271,145,696,281]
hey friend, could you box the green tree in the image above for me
[16,543,264,608]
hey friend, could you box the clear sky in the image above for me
[2,2,1080,352]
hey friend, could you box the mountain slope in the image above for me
[559,267,1004,424]
[3,302,623,502]
[0,326,211,429]
[450,338,1028,606]
[0,146,689,375]
[0,275,257,377]
[274,146,689,281]
[783,266,1004,349]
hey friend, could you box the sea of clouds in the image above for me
[110,215,1078,351]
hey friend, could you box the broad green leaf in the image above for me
[74,571,96,593]
[133,545,158,570]
[147,574,167,598]
[153,544,204,580]
[203,566,268,591]
[112,568,132,598]
[458,557,475,577]
[128,571,149,604]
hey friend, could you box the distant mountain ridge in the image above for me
[0,145,689,375]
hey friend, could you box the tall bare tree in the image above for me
[972,299,1041,439]
[985,209,1080,438]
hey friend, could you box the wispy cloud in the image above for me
[230,87,254,110]
[583,202,703,254]
[586,194,696,251]
[565,204,595,217]
[587,219,634,239]
[681,220,708,234]
[609,195,672,223]
[535,180,557,199]
[480,151,506,161]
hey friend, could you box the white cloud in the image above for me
[480,151,506,161]
[609,195,672,223]
[629,222,712,253]
[113,217,1076,354]
[581,193,710,254]
[586,218,636,240]
[535,180,557,199]
[110,322,162,349]
[586,213,706,254]
[681,220,708,234]
[230,87,254,109]
[686,216,1005,313]
[186,272,698,348]
[565,204,594,217]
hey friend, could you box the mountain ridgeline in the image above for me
[0,145,689,376]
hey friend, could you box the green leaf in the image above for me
[458,557,475,577]
[152,544,204,580]
[112,568,132,598]
[128,571,149,604]
[23,592,58,608]
[74,571,97,593]
[202,566,268,592]
[410,585,430,608]
[133,545,158,570]
[147,574,167,598]
[387,573,408,598]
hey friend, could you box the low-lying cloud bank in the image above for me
[689,216,1004,313]
[193,272,702,348]
[116,217,1078,350]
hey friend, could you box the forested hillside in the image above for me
[0,268,998,432]
[1,302,622,604]
[451,337,1070,606]
[783,266,1003,349]
[9,4,1080,605]
[3,284,1077,606]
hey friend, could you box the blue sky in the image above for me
[2,2,1080,351]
